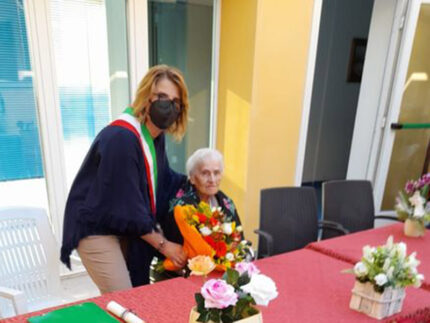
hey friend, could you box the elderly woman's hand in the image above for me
[161,241,187,268]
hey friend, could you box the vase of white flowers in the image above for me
[187,258,277,323]
[346,236,424,320]
[395,173,430,237]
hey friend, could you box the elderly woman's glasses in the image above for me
[153,92,183,112]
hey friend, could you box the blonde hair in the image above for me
[131,65,189,141]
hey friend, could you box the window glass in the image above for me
[148,0,214,172]
[0,0,49,209]
[50,0,130,187]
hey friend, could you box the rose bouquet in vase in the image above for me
[188,258,278,323]
[346,236,424,319]
[395,173,430,237]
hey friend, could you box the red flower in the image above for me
[212,232,225,241]
[197,213,207,223]
[214,241,227,258]
[231,231,242,241]
[204,236,216,248]
[209,217,218,227]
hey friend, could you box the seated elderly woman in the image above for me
[159,148,242,263]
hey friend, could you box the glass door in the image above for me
[374,0,430,213]
[148,0,214,172]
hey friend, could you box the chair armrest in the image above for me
[319,219,345,229]
[254,229,274,258]
[0,286,28,315]
[374,215,402,222]
[318,220,350,235]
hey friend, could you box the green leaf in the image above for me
[421,184,429,198]
[225,268,239,286]
[220,311,235,323]
[208,309,221,323]
[232,298,250,320]
[221,271,228,281]
[237,273,251,286]
[246,306,259,316]
[197,311,211,323]
[195,293,205,312]
[396,210,409,221]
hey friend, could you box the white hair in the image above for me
[186,148,224,177]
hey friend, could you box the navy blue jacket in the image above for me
[60,124,185,286]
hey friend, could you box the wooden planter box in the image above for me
[189,307,263,323]
[349,281,405,320]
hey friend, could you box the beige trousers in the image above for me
[77,235,132,294]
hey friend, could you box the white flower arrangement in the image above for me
[395,173,430,225]
[347,236,424,293]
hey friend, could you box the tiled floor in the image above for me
[61,270,100,302]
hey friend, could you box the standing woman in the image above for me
[61,65,188,293]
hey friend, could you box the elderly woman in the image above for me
[160,148,242,248]
[61,65,189,292]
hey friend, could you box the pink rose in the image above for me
[235,262,260,277]
[201,279,238,309]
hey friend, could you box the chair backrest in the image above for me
[322,180,374,239]
[0,207,61,304]
[258,187,319,257]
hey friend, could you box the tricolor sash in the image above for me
[110,109,157,215]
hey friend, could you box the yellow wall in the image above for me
[216,0,258,227]
[217,0,315,244]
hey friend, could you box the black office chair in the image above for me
[254,187,348,258]
[321,180,401,239]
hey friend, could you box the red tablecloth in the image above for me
[306,223,430,291]
[3,277,199,323]
[3,244,430,322]
[187,249,430,323]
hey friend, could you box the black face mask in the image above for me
[149,99,179,130]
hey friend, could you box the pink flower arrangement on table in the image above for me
[188,256,278,323]
[396,173,430,225]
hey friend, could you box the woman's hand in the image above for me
[141,231,187,268]
[161,241,187,268]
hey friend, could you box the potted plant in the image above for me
[188,258,278,323]
[346,236,424,319]
[395,173,430,237]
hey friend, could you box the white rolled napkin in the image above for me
[106,301,146,323]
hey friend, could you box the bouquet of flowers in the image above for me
[163,202,253,272]
[346,236,424,293]
[188,257,278,323]
[395,173,430,226]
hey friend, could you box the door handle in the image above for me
[390,122,430,130]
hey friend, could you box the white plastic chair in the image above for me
[0,207,63,318]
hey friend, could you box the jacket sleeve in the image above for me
[77,129,156,236]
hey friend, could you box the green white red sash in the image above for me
[110,108,157,215]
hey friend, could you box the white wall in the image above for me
[302,0,374,183]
